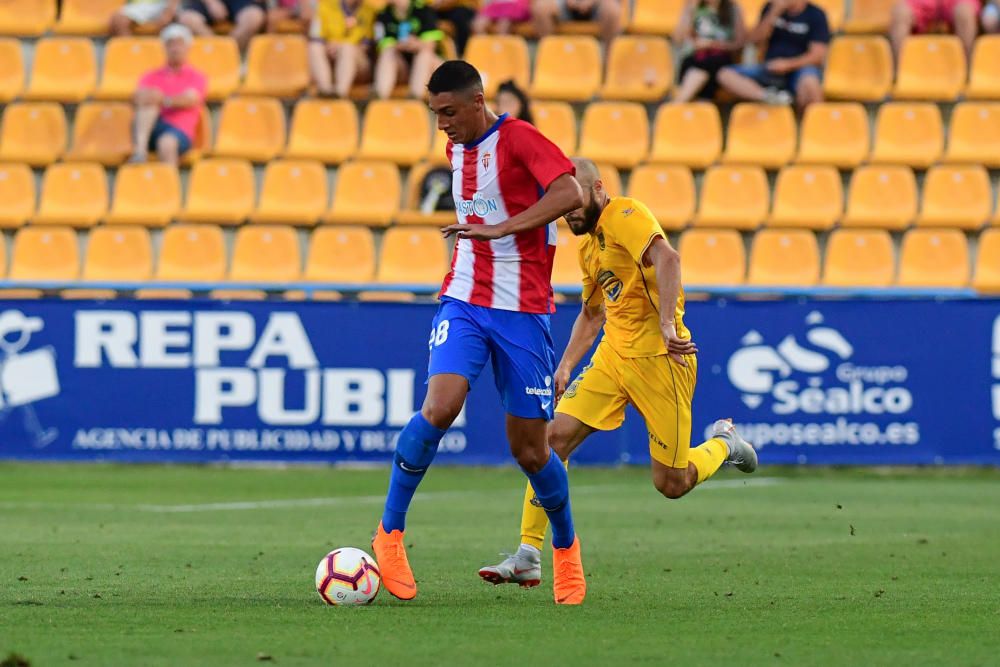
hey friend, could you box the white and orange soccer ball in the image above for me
[315,547,381,605]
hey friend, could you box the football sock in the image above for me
[688,438,729,485]
[381,413,447,533]
[524,452,575,549]
[519,459,568,550]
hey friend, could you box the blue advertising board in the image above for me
[0,298,996,465]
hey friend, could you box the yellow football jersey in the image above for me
[579,197,690,358]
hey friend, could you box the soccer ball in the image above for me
[315,547,381,606]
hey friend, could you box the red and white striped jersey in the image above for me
[440,114,575,314]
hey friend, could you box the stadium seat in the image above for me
[822,229,895,287]
[230,225,301,283]
[812,0,845,30]
[842,166,917,229]
[897,229,969,287]
[324,160,401,227]
[0,0,56,36]
[549,230,581,288]
[240,34,309,97]
[252,159,328,226]
[596,163,622,196]
[55,0,124,34]
[83,226,153,282]
[284,99,358,164]
[180,158,255,225]
[397,162,454,226]
[427,129,450,165]
[0,163,35,229]
[627,165,695,230]
[966,35,1000,99]
[188,36,241,101]
[358,100,431,166]
[106,163,180,227]
[893,35,966,101]
[823,36,892,101]
[578,102,649,168]
[24,37,96,102]
[916,165,991,230]
[94,37,163,100]
[678,229,746,286]
[0,102,67,166]
[156,224,226,281]
[531,36,602,101]
[722,104,796,168]
[768,165,842,230]
[212,97,286,163]
[33,162,108,227]
[10,227,79,280]
[796,102,869,168]
[747,229,820,286]
[377,227,448,285]
[694,166,769,229]
[629,0,680,34]
[305,226,377,283]
[0,38,24,102]
[532,101,577,156]
[973,229,1000,293]
[65,102,133,165]
[869,103,943,168]
[648,102,722,169]
[464,35,530,98]
[843,0,894,33]
[943,102,1000,168]
[601,36,672,102]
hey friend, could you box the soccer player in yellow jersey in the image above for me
[479,159,758,592]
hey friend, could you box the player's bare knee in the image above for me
[421,401,460,430]
[653,474,688,500]
[513,446,548,474]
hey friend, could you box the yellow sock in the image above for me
[518,459,568,549]
[688,438,729,484]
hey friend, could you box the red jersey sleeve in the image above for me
[506,119,574,191]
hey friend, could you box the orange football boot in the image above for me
[371,521,417,600]
[552,536,586,605]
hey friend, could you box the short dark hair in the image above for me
[427,60,484,96]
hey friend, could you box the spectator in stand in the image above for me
[890,0,978,61]
[983,0,1000,31]
[131,24,207,166]
[531,0,622,46]
[373,0,445,99]
[472,0,531,36]
[111,0,183,35]
[495,79,534,124]
[717,0,829,110]
[308,0,377,97]
[266,0,315,32]
[178,0,266,49]
[428,0,477,56]
[672,0,746,103]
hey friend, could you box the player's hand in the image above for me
[766,58,794,74]
[661,321,697,367]
[441,223,505,241]
[553,366,572,404]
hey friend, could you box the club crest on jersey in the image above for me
[597,269,623,302]
[621,207,635,217]
[596,229,606,250]
[481,151,492,170]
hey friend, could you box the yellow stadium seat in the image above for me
[533,101,577,156]
[83,226,152,282]
[252,159,328,226]
[531,36,602,102]
[213,97,286,163]
[944,103,1000,168]
[627,165,695,231]
[188,36,241,101]
[722,103,796,168]
[823,36,892,101]
[427,129,450,165]
[65,102,133,165]
[55,0,124,35]
[973,229,1000,293]
[796,102,869,168]
[551,230,583,287]
[601,36,672,102]
[843,0,894,33]
[10,227,78,280]
[0,236,7,275]
[0,163,34,229]
[694,166,768,229]
[180,158,255,225]
[0,102,66,166]
[678,229,745,286]
[464,35,530,98]
[897,229,969,287]
[916,165,991,230]
[578,102,649,168]
[747,229,820,286]
[106,163,180,227]
[230,225,301,283]
[822,229,895,287]
[0,38,24,102]
[648,102,722,168]
[305,226,376,283]
[358,100,431,166]
[25,37,96,102]
[869,103,943,168]
[285,99,358,164]
[842,165,917,229]
[94,37,163,100]
[893,35,966,101]
[629,0,680,34]
[397,162,455,226]
[33,162,107,227]
[240,34,309,97]
[812,0,845,30]
[157,224,226,282]
[966,35,1000,99]
[377,227,448,285]
[324,160,400,227]
[0,0,56,36]
[768,165,842,230]
[595,163,622,197]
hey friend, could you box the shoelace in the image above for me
[555,555,583,582]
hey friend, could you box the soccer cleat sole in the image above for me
[477,568,541,588]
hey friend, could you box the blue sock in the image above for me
[381,413,447,533]
[525,453,575,549]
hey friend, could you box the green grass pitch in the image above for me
[2,463,999,666]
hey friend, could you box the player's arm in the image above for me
[644,237,698,366]
[554,299,605,403]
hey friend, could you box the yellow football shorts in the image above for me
[556,341,697,469]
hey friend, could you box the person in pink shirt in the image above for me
[131,24,207,166]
